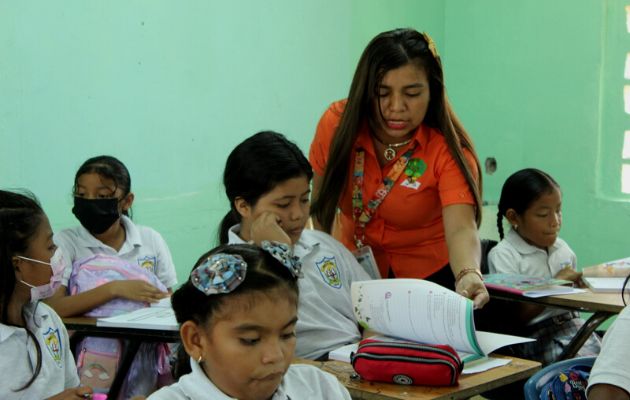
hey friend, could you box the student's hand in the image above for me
[249,211,293,246]
[45,385,93,399]
[108,280,169,303]
[455,273,489,309]
[555,267,585,287]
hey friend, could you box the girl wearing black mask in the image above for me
[45,156,176,317]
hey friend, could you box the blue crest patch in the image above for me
[315,256,342,288]
[42,327,63,367]
[138,255,157,273]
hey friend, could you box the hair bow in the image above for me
[191,253,247,295]
[261,240,303,278]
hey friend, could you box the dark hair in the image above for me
[218,131,313,244]
[496,168,560,239]
[73,155,133,217]
[0,190,45,391]
[171,243,300,378]
[623,274,630,306]
[311,28,482,232]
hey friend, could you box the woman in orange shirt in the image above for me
[310,28,488,308]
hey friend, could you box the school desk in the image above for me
[487,289,625,360]
[296,356,540,400]
[63,317,180,400]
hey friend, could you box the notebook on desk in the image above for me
[583,277,628,293]
[96,298,178,331]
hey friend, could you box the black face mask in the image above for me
[72,197,121,234]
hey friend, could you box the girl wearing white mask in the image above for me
[0,189,93,399]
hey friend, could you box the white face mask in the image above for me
[18,248,66,302]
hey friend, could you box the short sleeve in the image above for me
[46,306,80,388]
[152,230,178,289]
[309,101,344,176]
[488,243,521,274]
[436,147,478,207]
[54,230,78,287]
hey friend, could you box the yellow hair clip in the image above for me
[422,32,440,59]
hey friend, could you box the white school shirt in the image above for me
[55,215,177,289]
[488,228,577,324]
[148,358,352,400]
[228,225,371,359]
[587,305,630,396]
[0,303,80,399]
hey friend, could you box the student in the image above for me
[587,275,630,399]
[46,155,175,316]
[0,190,92,399]
[309,28,487,308]
[219,131,371,360]
[148,243,351,399]
[44,155,177,397]
[488,168,600,365]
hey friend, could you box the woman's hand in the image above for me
[555,266,585,287]
[108,280,169,303]
[455,272,489,309]
[45,386,93,399]
[249,211,292,246]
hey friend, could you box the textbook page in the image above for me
[351,279,483,356]
[97,303,178,331]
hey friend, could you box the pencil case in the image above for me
[350,338,463,386]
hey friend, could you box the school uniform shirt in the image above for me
[148,358,352,400]
[55,215,177,289]
[587,305,630,396]
[309,99,478,278]
[0,302,80,399]
[488,228,577,325]
[228,225,370,359]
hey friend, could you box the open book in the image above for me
[483,273,584,298]
[96,297,178,331]
[343,279,533,366]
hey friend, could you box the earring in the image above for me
[513,225,518,230]
[197,355,203,363]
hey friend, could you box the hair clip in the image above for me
[191,253,247,295]
[422,32,440,59]
[261,240,303,278]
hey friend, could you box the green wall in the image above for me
[1,1,628,285]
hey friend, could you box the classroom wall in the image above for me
[2,1,628,285]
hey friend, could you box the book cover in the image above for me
[482,273,581,298]
[583,257,630,278]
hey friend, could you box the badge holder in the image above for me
[353,246,381,279]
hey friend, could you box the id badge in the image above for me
[353,245,381,279]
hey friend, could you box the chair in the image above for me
[523,356,596,399]
[480,238,498,274]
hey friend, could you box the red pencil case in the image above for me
[350,338,463,386]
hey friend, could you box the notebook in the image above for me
[583,277,628,293]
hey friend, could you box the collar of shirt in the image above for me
[74,215,142,251]
[354,121,429,156]
[0,302,48,342]
[226,224,316,256]
[505,227,562,256]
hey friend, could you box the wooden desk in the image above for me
[298,356,540,400]
[488,289,625,360]
[63,317,180,399]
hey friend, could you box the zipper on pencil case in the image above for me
[351,353,459,385]
[357,342,462,368]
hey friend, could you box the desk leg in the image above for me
[108,340,141,400]
[558,311,612,361]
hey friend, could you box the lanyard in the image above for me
[352,145,416,248]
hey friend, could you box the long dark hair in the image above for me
[218,131,313,244]
[496,168,560,239]
[171,243,300,378]
[73,155,133,217]
[311,28,482,232]
[0,190,45,391]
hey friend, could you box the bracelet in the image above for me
[454,267,483,284]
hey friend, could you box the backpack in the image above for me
[69,254,171,398]
[539,365,591,400]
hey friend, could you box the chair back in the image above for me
[523,356,595,400]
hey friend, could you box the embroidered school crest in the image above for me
[42,327,63,367]
[315,256,342,288]
[138,256,156,273]
[401,158,427,190]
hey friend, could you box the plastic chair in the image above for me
[523,356,596,399]
[480,239,498,274]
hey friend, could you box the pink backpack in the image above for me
[69,254,172,398]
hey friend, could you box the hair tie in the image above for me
[422,32,440,59]
[191,253,247,295]
[261,240,302,278]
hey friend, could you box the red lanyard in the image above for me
[352,145,416,248]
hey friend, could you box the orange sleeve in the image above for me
[308,101,344,176]
[437,147,479,207]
